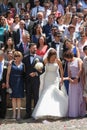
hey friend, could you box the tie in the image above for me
[0,62,2,81]
[37,6,39,13]
[21,30,23,35]
[24,44,26,52]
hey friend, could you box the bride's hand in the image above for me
[59,78,63,86]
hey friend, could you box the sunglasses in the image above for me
[14,55,20,57]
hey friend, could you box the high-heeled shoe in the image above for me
[16,113,21,121]
[12,114,16,119]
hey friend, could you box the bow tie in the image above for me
[30,54,34,57]
[55,42,59,45]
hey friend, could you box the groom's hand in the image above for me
[29,72,38,77]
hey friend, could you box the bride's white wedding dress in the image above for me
[32,63,68,119]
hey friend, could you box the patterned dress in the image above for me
[68,58,86,117]
[83,56,87,97]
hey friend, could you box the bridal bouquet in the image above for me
[34,58,44,72]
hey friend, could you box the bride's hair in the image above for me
[47,48,57,62]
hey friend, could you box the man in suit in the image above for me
[33,11,47,28]
[23,43,44,119]
[16,33,30,57]
[13,20,28,46]
[51,31,64,61]
[0,50,8,119]
[43,14,54,39]
[31,0,44,21]
[47,25,59,47]
[24,12,34,37]
[0,0,8,16]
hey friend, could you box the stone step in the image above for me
[6,107,26,119]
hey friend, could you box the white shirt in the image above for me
[79,0,87,9]
[56,44,60,58]
[25,20,30,29]
[19,29,24,42]
[0,60,4,81]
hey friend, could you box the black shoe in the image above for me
[0,116,5,119]
[23,114,31,119]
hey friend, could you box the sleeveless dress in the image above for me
[36,45,48,57]
[9,61,25,98]
[64,46,77,94]
[68,58,86,117]
[32,63,68,119]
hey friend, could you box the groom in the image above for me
[23,43,44,119]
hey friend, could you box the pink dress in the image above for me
[36,45,48,57]
[68,58,86,117]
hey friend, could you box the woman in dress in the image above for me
[77,33,87,60]
[36,35,48,57]
[82,45,87,104]
[63,38,80,94]
[63,50,86,118]
[32,24,45,44]
[2,37,15,60]
[6,51,25,119]
[32,48,68,119]
[11,14,20,32]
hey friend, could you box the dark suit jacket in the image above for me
[13,29,28,46]
[0,4,8,15]
[16,42,29,56]
[0,60,8,85]
[25,20,34,36]
[51,41,64,61]
[23,54,44,79]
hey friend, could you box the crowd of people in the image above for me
[0,0,87,121]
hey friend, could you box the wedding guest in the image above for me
[24,12,34,36]
[82,45,87,103]
[6,51,25,119]
[36,35,48,57]
[31,0,44,21]
[13,20,28,46]
[51,32,64,60]
[0,50,8,119]
[0,0,8,16]
[64,39,80,57]
[11,14,20,32]
[63,50,86,118]
[0,16,9,43]
[6,10,14,26]
[2,37,15,60]
[77,33,87,60]
[32,48,68,119]
[53,0,64,15]
[16,33,30,57]
[63,39,80,94]
[25,2,31,14]
[32,24,45,44]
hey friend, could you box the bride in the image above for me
[32,48,68,119]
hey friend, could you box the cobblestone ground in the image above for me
[0,117,87,130]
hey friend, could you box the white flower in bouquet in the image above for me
[34,62,44,72]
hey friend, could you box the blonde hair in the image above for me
[14,51,23,59]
